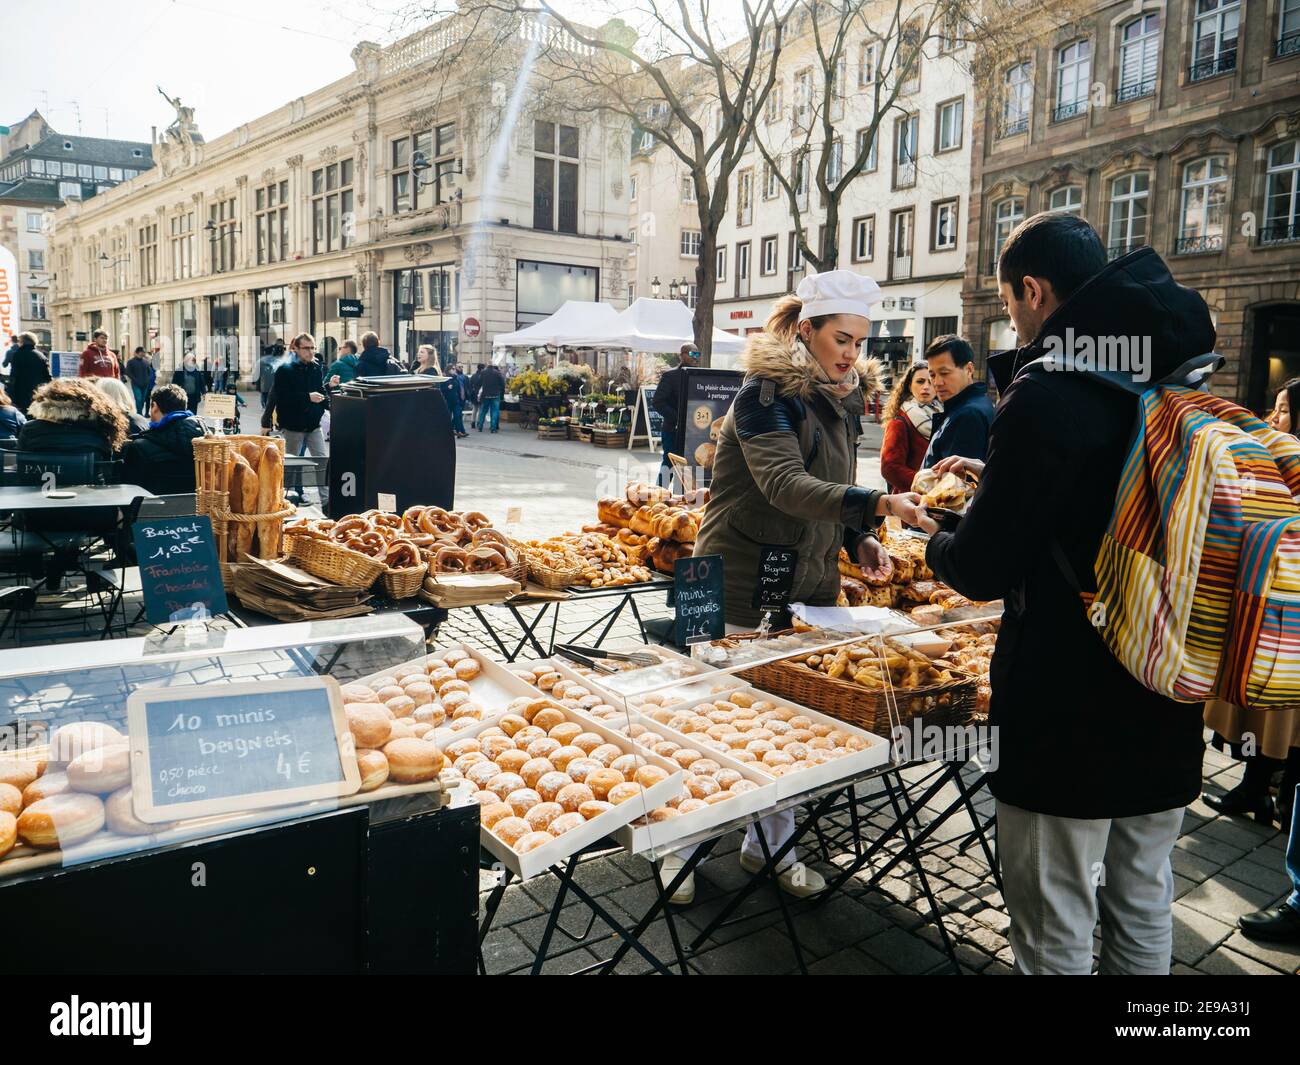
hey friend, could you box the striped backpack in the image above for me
[1044,353,1300,711]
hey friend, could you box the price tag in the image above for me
[376,492,397,513]
[752,547,798,611]
[506,506,523,525]
[674,553,725,646]
[132,515,228,625]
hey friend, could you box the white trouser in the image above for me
[997,800,1185,975]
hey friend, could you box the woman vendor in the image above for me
[666,270,935,904]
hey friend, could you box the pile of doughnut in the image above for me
[637,692,873,779]
[511,658,734,718]
[341,648,496,793]
[286,506,518,575]
[0,722,177,860]
[444,701,672,855]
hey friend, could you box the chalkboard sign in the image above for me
[752,547,798,611]
[127,676,360,823]
[678,368,743,485]
[674,553,725,646]
[132,515,229,625]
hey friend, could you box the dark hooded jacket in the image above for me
[122,413,205,495]
[926,247,1213,819]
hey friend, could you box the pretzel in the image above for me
[344,533,387,558]
[466,546,506,572]
[384,538,421,569]
[421,507,464,538]
[311,519,336,537]
[405,531,438,548]
[434,545,468,572]
[472,527,511,551]
[332,516,371,541]
[369,511,404,533]
[460,510,492,532]
[401,506,428,534]
[469,542,509,567]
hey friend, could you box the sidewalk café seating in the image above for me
[0,585,37,645]
[90,493,197,637]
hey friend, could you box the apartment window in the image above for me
[826,138,843,187]
[1048,185,1083,215]
[793,68,813,128]
[137,222,157,286]
[109,167,122,181]
[28,292,46,320]
[28,249,44,271]
[170,212,194,280]
[253,178,288,264]
[534,120,579,233]
[789,230,806,273]
[26,212,42,233]
[78,164,91,178]
[931,199,959,250]
[1191,0,1239,80]
[93,165,107,181]
[680,174,697,204]
[1117,14,1160,102]
[893,114,918,189]
[1263,139,1300,243]
[889,208,914,280]
[1055,40,1091,121]
[851,215,875,262]
[393,123,457,215]
[1177,156,1228,253]
[680,229,701,257]
[924,316,959,348]
[627,282,636,302]
[1283,0,1300,56]
[735,241,751,297]
[311,160,353,255]
[760,235,778,275]
[637,130,655,152]
[685,284,698,309]
[716,245,727,283]
[208,197,237,274]
[737,168,754,225]
[762,158,780,199]
[1001,63,1032,136]
[1108,173,1150,255]
[831,56,847,121]
[765,83,784,124]
[991,197,1025,268]
[936,98,963,153]
[856,127,879,172]
[939,11,963,52]
[858,40,877,87]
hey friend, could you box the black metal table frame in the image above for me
[476,756,997,976]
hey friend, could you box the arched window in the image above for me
[1177,157,1228,253]
[1048,185,1083,215]
[1055,41,1090,121]
[991,197,1024,271]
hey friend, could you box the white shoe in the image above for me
[660,854,695,906]
[738,851,826,897]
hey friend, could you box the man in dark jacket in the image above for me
[921,335,994,467]
[262,333,329,505]
[925,214,1211,974]
[356,331,398,378]
[124,348,154,414]
[652,344,699,486]
[473,363,505,433]
[7,332,51,413]
[122,384,205,495]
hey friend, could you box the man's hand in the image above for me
[932,456,985,479]
[308,391,325,403]
[855,536,893,583]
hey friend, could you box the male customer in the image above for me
[925,213,1211,974]
[122,383,205,495]
[262,332,330,505]
[474,361,505,433]
[356,331,398,377]
[258,340,285,410]
[921,335,993,467]
[124,347,154,414]
[79,330,120,379]
[328,339,360,389]
[653,343,699,487]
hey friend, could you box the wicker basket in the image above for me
[738,657,977,735]
[379,562,429,600]
[525,550,584,589]
[194,435,292,580]
[290,535,387,589]
[212,504,297,586]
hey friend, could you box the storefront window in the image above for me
[515,260,598,329]
[256,286,289,355]
[209,293,240,384]
[392,265,460,366]
[171,299,196,373]
[310,277,358,368]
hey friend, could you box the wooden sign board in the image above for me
[753,547,798,611]
[674,553,725,646]
[628,385,662,451]
[127,676,359,823]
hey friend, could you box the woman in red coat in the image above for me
[879,363,939,494]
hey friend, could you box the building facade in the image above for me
[47,13,633,379]
[0,116,153,349]
[964,0,1300,412]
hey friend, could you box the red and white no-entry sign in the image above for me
[463,317,481,338]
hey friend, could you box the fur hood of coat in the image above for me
[27,379,128,451]
[737,329,884,406]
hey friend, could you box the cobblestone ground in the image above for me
[1,411,1294,975]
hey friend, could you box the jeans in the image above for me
[131,383,149,415]
[997,800,1185,974]
[1287,785,1299,912]
[281,427,328,507]
[476,396,500,431]
[449,400,465,435]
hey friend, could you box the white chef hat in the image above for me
[795,269,883,322]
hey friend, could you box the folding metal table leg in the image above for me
[477,868,514,975]
[530,853,579,975]
[753,819,809,975]
[951,769,1001,892]
[550,862,680,975]
[883,773,960,974]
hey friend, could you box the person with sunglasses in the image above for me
[652,343,700,488]
[262,331,330,506]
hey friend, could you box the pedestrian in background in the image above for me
[441,361,467,438]
[474,361,505,433]
[177,352,208,415]
[921,335,993,468]
[357,331,399,377]
[7,332,51,413]
[125,347,153,414]
[258,340,284,409]
[652,343,699,488]
[262,332,329,506]
[79,329,120,379]
[879,362,940,494]
[0,384,26,440]
[328,339,359,389]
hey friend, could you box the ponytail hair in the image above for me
[764,294,834,342]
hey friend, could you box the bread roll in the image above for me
[17,793,106,848]
[66,744,132,794]
[0,810,15,859]
[254,444,284,558]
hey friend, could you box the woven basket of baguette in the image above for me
[193,435,293,584]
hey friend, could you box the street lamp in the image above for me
[97,252,129,268]
[412,151,464,204]
[650,276,661,298]
[668,278,679,300]
[676,276,690,305]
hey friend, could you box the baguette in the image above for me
[254,445,284,558]
[238,440,263,470]
[228,456,258,562]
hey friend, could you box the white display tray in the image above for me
[457,710,684,881]
[640,685,893,801]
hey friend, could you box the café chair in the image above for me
[0,585,38,646]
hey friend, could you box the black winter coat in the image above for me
[262,357,328,432]
[122,415,205,495]
[357,346,398,377]
[926,247,1212,820]
[653,366,684,453]
[7,346,51,413]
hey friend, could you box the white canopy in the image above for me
[612,298,746,361]
[492,300,625,348]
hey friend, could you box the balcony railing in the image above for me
[893,162,916,188]
[1174,234,1223,254]
[1052,100,1087,122]
[1259,222,1300,245]
[557,197,578,235]
[1189,51,1237,81]
[1000,115,1029,137]
[1277,31,1300,58]
[1115,78,1156,103]
[891,254,912,280]
[1107,241,1145,260]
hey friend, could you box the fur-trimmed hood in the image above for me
[737,330,884,406]
[27,379,128,451]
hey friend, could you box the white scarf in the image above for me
[902,398,937,439]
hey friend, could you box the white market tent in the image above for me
[492,300,625,348]
[612,298,745,363]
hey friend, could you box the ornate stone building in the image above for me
[47,12,633,376]
[963,0,1300,411]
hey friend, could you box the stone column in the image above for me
[196,296,212,373]
[158,300,175,376]
[237,288,256,378]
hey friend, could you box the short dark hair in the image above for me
[92,329,108,341]
[997,212,1106,301]
[151,383,188,414]
[924,335,975,368]
[339,340,357,355]
[133,346,146,355]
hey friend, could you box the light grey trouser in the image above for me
[281,428,328,507]
[997,799,1185,975]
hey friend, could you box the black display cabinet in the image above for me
[328,383,456,519]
